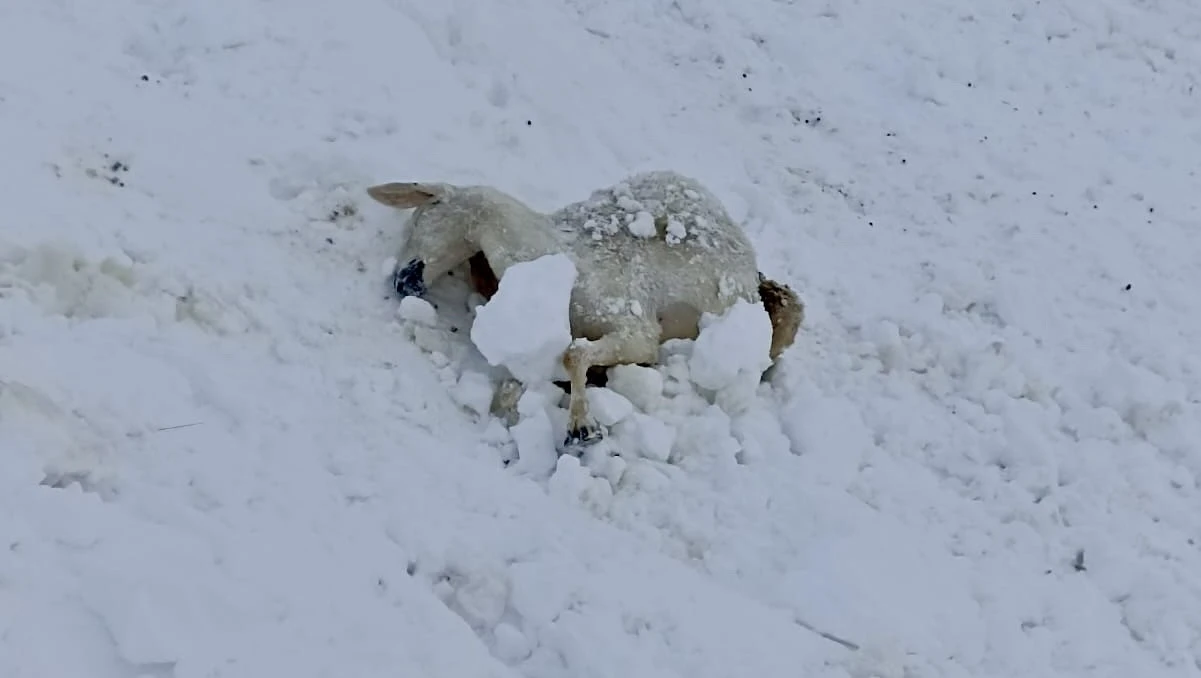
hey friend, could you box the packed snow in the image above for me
[626,211,657,238]
[470,253,577,385]
[3,0,1201,677]
[689,299,774,392]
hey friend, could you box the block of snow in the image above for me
[549,455,614,516]
[509,389,560,476]
[585,387,635,426]
[689,300,773,391]
[452,370,495,417]
[731,408,791,464]
[397,295,438,326]
[622,412,676,462]
[470,254,578,384]
[606,364,665,411]
[665,216,687,244]
[627,210,656,237]
[596,454,627,486]
[548,454,592,502]
[510,412,557,477]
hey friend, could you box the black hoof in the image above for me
[563,423,605,449]
[393,259,427,298]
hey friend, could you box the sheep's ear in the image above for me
[366,182,443,208]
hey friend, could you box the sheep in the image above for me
[367,170,803,448]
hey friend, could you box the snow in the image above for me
[688,299,775,391]
[584,386,636,427]
[665,216,688,245]
[509,388,562,477]
[626,210,657,237]
[398,295,439,326]
[606,364,667,412]
[3,0,1201,677]
[470,254,577,384]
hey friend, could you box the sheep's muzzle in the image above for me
[393,258,427,298]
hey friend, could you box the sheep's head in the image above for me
[367,181,476,299]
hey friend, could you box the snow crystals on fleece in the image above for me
[556,171,728,247]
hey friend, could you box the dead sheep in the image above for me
[367,170,803,448]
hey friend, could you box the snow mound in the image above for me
[470,254,577,384]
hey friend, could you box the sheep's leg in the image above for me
[758,273,804,362]
[562,328,658,448]
[489,376,525,427]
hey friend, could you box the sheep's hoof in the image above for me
[563,423,605,449]
[393,258,427,298]
[489,379,525,428]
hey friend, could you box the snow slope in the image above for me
[3,0,1201,676]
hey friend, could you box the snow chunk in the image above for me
[549,455,614,516]
[606,364,665,412]
[470,253,578,384]
[622,412,676,462]
[585,387,635,426]
[509,388,561,477]
[397,295,437,326]
[689,300,773,391]
[665,215,687,245]
[616,195,643,212]
[627,210,656,238]
[451,370,495,417]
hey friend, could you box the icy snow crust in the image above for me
[4,0,1201,677]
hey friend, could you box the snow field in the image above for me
[2,0,1201,676]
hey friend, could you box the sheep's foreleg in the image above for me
[562,328,658,448]
[489,377,525,427]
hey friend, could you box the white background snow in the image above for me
[2,0,1201,677]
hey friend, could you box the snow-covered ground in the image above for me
[3,0,1201,676]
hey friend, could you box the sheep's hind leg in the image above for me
[489,377,525,428]
[562,328,658,449]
